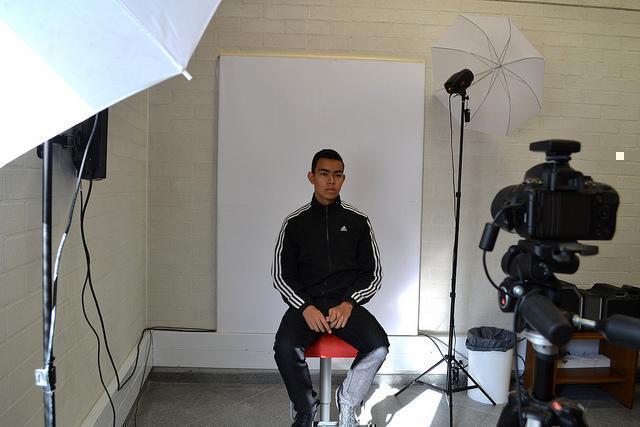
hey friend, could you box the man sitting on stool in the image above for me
[272,149,389,427]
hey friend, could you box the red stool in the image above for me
[290,334,358,425]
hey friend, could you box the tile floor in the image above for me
[127,369,640,426]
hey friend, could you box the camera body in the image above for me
[491,140,618,241]
[484,141,639,426]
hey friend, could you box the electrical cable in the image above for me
[482,206,510,291]
[453,332,457,367]
[44,113,218,427]
[119,326,215,391]
[81,269,215,424]
[483,251,500,291]
[79,177,123,390]
[127,328,219,425]
[79,178,116,427]
[78,181,215,424]
[448,93,456,216]
[46,113,99,367]
[422,333,446,359]
[420,333,469,361]
[65,127,214,425]
[447,92,461,373]
[516,354,526,381]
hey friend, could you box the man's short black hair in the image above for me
[311,149,344,172]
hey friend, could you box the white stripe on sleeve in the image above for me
[272,204,311,308]
[341,202,382,303]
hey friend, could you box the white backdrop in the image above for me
[217,54,424,335]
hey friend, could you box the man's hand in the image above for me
[327,302,354,330]
[303,305,332,333]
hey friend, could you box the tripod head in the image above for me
[495,240,596,338]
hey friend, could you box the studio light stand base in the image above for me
[402,355,494,397]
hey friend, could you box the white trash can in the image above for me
[465,326,514,405]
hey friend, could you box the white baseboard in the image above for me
[81,332,152,427]
[152,331,468,374]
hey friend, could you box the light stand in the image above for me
[33,114,100,427]
[395,91,495,426]
[36,140,57,426]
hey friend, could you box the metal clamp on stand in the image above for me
[35,364,56,391]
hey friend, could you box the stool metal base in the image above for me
[318,358,332,421]
[290,357,376,427]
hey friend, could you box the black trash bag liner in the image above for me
[466,326,515,352]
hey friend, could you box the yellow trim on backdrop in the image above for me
[219,50,424,64]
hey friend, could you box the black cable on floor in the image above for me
[72,155,216,426]
[423,333,446,359]
[420,332,469,361]
[78,179,216,424]
[119,326,215,390]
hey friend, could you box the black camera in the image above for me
[490,140,618,241]
[481,140,640,427]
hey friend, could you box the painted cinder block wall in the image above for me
[147,0,640,332]
[1,0,639,424]
[0,93,148,425]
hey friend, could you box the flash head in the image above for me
[444,69,474,95]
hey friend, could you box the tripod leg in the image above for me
[394,357,448,397]
[455,360,497,405]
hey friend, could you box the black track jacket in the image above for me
[272,195,382,311]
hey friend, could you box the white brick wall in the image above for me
[0,92,148,426]
[147,0,640,337]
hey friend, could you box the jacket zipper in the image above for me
[324,206,332,295]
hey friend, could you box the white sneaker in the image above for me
[336,385,359,427]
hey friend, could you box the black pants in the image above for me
[273,301,389,414]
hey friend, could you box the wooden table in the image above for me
[523,331,638,408]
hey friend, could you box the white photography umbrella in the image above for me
[432,15,544,136]
[0,0,222,168]
[1,2,222,425]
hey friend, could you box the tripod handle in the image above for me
[598,314,640,349]
[520,293,573,345]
